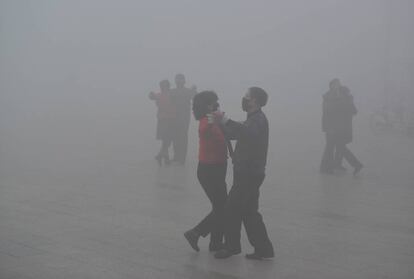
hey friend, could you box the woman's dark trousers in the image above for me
[193,162,227,248]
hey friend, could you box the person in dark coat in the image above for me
[213,87,274,260]
[170,74,197,165]
[149,80,176,166]
[320,79,363,175]
[184,91,228,252]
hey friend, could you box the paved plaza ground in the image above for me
[1,110,414,279]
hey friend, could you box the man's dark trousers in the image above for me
[334,138,362,169]
[320,132,337,172]
[321,132,361,172]
[172,119,190,164]
[223,169,274,255]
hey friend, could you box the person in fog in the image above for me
[170,74,197,164]
[149,79,176,166]
[213,87,274,260]
[184,91,228,252]
[320,79,363,175]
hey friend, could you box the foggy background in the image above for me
[1,0,413,187]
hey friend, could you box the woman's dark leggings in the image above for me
[193,162,227,246]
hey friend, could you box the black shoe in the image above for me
[245,252,274,260]
[245,245,274,260]
[184,230,200,252]
[214,249,240,259]
[246,248,274,260]
[353,164,363,176]
[209,242,224,252]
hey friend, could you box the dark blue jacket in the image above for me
[224,109,269,174]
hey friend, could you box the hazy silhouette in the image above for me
[184,91,228,252]
[170,74,197,165]
[149,80,175,166]
[214,87,274,260]
[320,79,363,175]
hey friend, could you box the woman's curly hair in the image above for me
[192,91,218,120]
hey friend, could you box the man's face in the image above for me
[175,76,185,87]
[242,91,255,112]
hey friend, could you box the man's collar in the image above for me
[247,108,261,117]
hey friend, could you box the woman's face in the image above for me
[207,101,219,112]
[160,83,170,93]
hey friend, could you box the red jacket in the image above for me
[152,92,176,119]
[198,117,227,164]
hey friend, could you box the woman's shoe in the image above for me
[184,229,200,252]
[353,164,363,176]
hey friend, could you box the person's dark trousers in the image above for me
[193,162,227,247]
[172,120,190,164]
[320,132,336,173]
[334,140,362,169]
[223,170,274,255]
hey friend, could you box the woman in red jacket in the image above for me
[149,80,176,166]
[184,91,228,252]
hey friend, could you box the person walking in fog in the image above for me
[170,74,197,165]
[183,91,228,252]
[320,79,363,175]
[149,80,176,166]
[213,87,274,260]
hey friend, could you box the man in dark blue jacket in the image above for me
[214,87,274,260]
[170,74,197,165]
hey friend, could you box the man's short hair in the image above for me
[175,73,186,83]
[249,87,268,107]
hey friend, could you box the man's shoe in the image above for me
[214,249,240,259]
[184,230,200,252]
[209,242,224,252]
[353,164,363,176]
[245,251,274,260]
